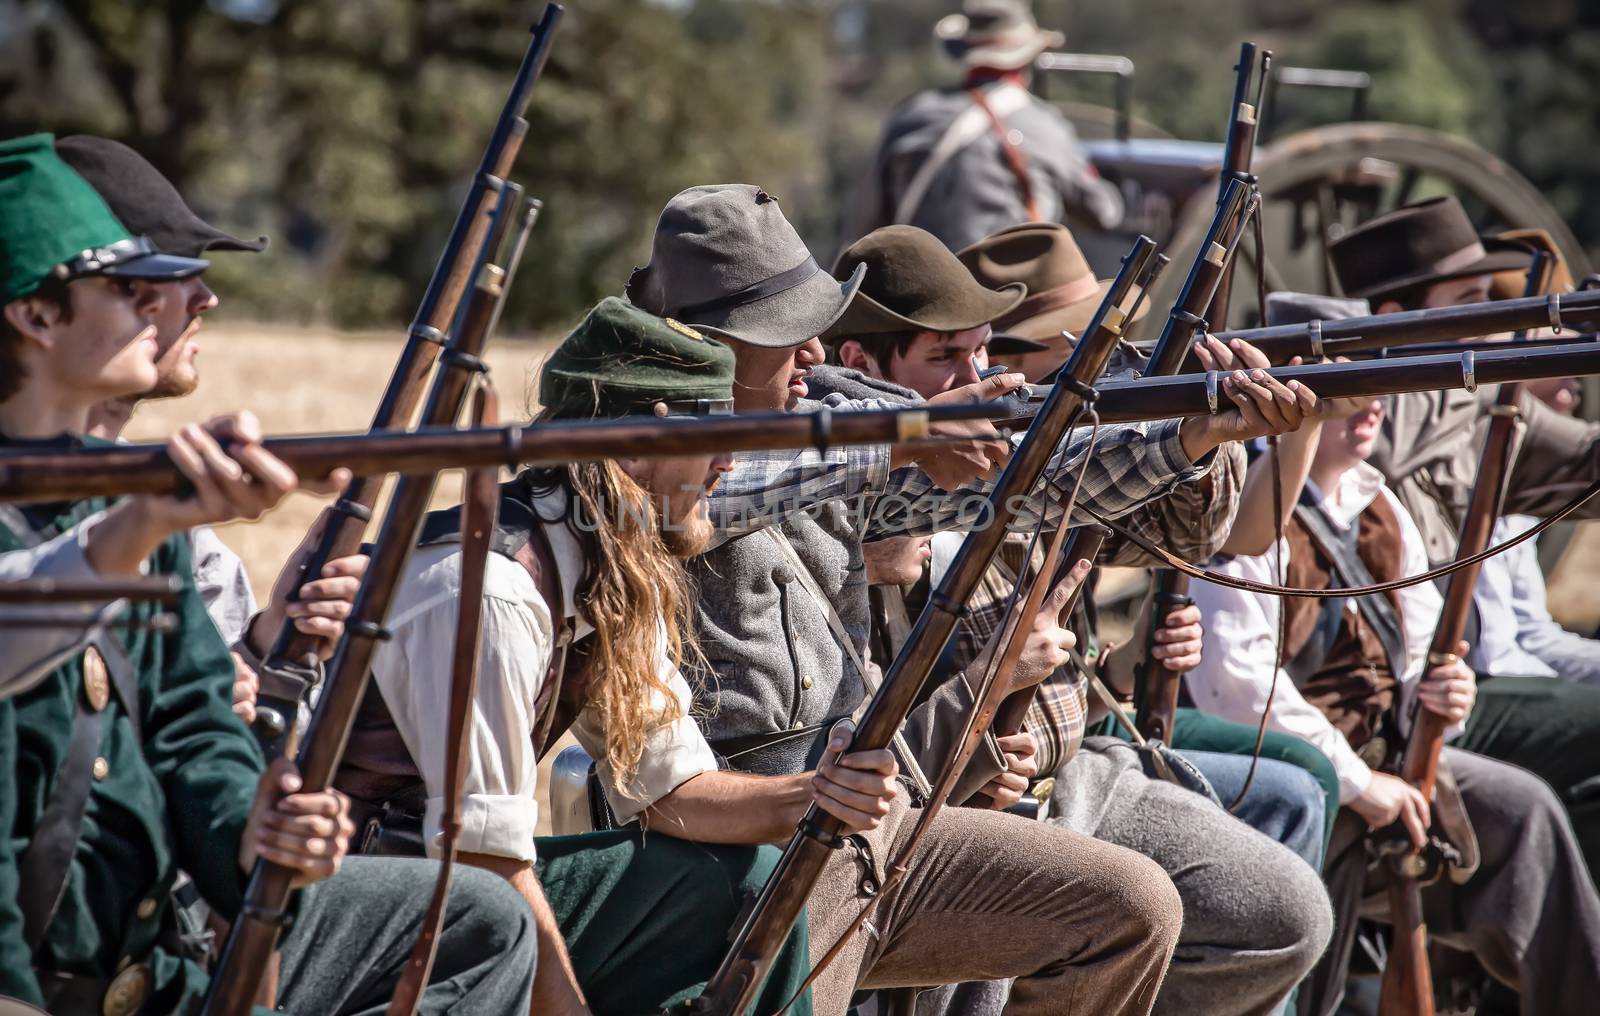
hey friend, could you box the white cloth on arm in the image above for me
[0,510,131,700]
[370,492,717,862]
[1187,462,1449,805]
[191,524,257,647]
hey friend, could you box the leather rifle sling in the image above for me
[968,85,1040,222]
[385,386,502,1016]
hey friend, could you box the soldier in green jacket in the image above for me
[0,133,537,1014]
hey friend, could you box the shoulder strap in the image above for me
[892,82,1033,225]
[760,527,932,798]
[1293,498,1408,681]
[16,631,135,952]
[968,83,1041,222]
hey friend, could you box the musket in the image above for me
[1204,42,1269,328]
[0,576,182,604]
[1340,332,1596,361]
[1194,287,1600,366]
[995,338,1600,428]
[692,235,1162,1016]
[0,405,1001,505]
[1377,255,1550,1016]
[203,182,539,1014]
[252,4,563,749]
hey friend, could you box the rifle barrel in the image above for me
[0,576,183,604]
[0,406,1000,505]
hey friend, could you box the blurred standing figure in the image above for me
[844,0,1123,251]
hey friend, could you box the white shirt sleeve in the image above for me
[570,621,719,826]
[1188,542,1376,804]
[373,550,548,863]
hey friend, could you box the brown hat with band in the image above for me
[1329,196,1531,302]
[823,225,1024,340]
[957,222,1147,342]
[1488,228,1575,299]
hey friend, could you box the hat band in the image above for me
[675,255,820,321]
[51,236,156,280]
[992,272,1102,331]
[1429,240,1489,277]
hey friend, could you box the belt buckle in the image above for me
[103,962,152,1016]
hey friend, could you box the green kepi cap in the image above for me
[540,297,736,419]
[0,132,209,305]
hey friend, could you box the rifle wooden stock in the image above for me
[995,339,1600,429]
[1376,260,1548,1016]
[262,3,562,674]
[1199,288,1600,366]
[1205,42,1267,328]
[0,576,182,604]
[692,236,1161,1016]
[0,406,996,504]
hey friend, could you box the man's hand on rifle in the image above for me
[1180,336,1320,460]
[245,514,371,661]
[978,731,1040,811]
[1418,640,1477,724]
[1351,773,1430,849]
[239,757,355,889]
[1149,603,1205,673]
[811,719,899,835]
[891,372,1026,489]
[1008,558,1093,689]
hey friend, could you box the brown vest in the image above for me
[1279,493,1407,751]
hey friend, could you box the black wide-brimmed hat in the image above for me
[1329,196,1530,302]
[626,184,863,349]
[824,225,1024,341]
[55,135,267,259]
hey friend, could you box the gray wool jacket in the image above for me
[688,367,1207,782]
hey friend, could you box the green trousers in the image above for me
[1090,706,1342,852]
[535,829,811,1016]
[1458,674,1600,890]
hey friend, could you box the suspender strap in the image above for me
[18,693,103,952]
[1292,498,1409,682]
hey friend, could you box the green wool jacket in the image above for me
[0,492,265,1012]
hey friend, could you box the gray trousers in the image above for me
[1306,747,1600,1016]
[275,855,536,1015]
[812,796,1182,1015]
[919,739,1333,1016]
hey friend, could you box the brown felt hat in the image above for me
[1329,196,1531,302]
[823,225,1024,341]
[1489,228,1575,299]
[957,222,1147,344]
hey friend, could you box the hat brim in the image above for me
[693,262,867,349]
[986,332,1051,356]
[999,278,1150,343]
[935,15,1064,70]
[97,251,210,281]
[196,229,268,255]
[823,281,1026,342]
[1348,246,1532,302]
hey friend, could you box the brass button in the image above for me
[801,676,814,690]
[82,646,110,712]
[93,757,110,781]
[135,897,158,920]
[102,961,152,1016]
[1031,777,1056,802]
[791,721,805,730]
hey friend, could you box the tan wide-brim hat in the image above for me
[1489,228,1575,298]
[935,0,1064,72]
[956,222,1148,344]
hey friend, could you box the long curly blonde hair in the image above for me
[529,457,697,799]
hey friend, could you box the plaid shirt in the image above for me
[709,392,1208,545]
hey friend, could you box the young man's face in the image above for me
[1378,273,1500,337]
[840,325,991,399]
[4,277,165,404]
[726,336,826,412]
[144,274,218,398]
[862,534,933,586]
[1315,397,1386,469]
[621,451,735,558]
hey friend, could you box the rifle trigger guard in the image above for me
[1205,370,1221,414]
[1060,377,1098,403]
[333,497,373,524]
[1460,352,1478,394]
[811,407,833,454]
[1308,319,1325,359]
[411,325,448,347]
[1548,294,1563,333]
